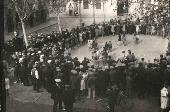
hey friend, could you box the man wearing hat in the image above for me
[31,64,40,92]
[51,78,64,111]
[39,59,50,89]
[63,85,75,112]
[164,65,170,86]
[106,84,119,112]
[18,60,29,86]
[70,70,81,100]
[87,68,96,99]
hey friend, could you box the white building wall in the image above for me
[65,0,150,21]
[79,0,117,19]
[65,0,117,20]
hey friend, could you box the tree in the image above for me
[12,0,35,48]
[87,0,97,24]
[102,0,108,22]
[49,0,66,33]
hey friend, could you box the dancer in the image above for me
[122,33,127,46]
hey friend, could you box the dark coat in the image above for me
[70,74,81,90]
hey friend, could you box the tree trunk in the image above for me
[93,2,95,24]
[79,0,82,26]
[103,2,105,22]
[57,13,62,33]
[21,19,28,48]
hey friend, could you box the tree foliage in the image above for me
[12,0,35,21]
[49,0,66,14]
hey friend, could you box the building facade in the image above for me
[65,0,162,21]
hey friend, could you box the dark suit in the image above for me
[51,82,64,111]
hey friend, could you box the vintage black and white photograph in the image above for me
[2,0,170,112]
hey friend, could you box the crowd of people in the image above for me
[3,12,170,112]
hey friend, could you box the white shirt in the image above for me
[161,87,168,97]
[35,70,39,79]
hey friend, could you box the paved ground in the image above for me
[7,83,160,112]
[71,35,169,62]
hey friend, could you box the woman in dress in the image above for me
[79,31,83,45]
[80,71,88,96]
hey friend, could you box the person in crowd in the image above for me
[136,24,140,35]
[80,70,88,96]
[39,58,50,89]
[5,75,10,96]
[164,65,170,86]
[51,78,64,111]
[63,85,75,112]
[122,33,127,46]
[108,41,112,52]
[106,84,119,112]
[125,67,133,97]
[134,33,139,44]
[2,12,170,112]
[160,83,169,112]
[70,70,81,100]
[82,57,90,70]
[87,68,96,99]
[118,33,121,41]
[19,59,29,86]
[31,64,40,92]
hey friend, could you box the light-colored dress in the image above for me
[160,87,169,109]
[111,25,115,33]
[80,73,88,91]
[151,26,155,34]
[79,33,83,43]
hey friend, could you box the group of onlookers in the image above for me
[2,13,170,112]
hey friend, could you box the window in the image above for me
[83,0,89,9]
[96,0,101,9]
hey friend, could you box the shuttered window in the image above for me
[83,0,89,9]
[96,0,101,9]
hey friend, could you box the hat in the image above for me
[55,79,61,83]
[88,68,93,71]
[38,51,42,54]
[167,65,170,68]
[71,70,77,74]
[80,65,83,69]
[47,60,52,64]
[56,67,60,69]
[33,64,37,68]
[56,67,61,71]
[65,85,71,88]
[92,69,96,72]
[35,61,38,64]
[67,61,71,63]
[19,58,23,63]
[105,66,109,69]
[110,66,114,69]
